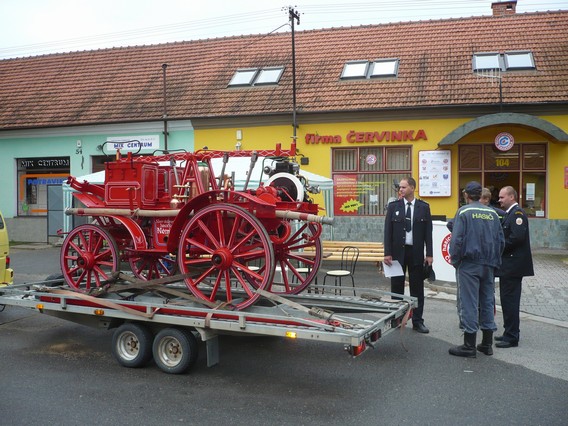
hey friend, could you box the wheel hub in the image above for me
[211,247,233,270]
[77,252,95,269]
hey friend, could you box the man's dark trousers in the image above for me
[499,276,523,343]
[391,245,425,325]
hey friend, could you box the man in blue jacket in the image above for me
[384,177,433,333]
[449,181,505,357]
[495,186,534,348]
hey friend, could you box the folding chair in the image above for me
[322,246,359,295]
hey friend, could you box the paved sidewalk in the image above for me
[319,248,568,328]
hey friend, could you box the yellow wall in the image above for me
[195,115,568,220]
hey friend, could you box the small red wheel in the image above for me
[128,253,177,280]
[271,222,323,294]
[60,224,120,291]
[177,203,275,310]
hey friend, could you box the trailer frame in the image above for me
[0,280,416,374]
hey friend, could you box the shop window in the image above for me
[458,143,546,218]
[522,144,546,169]
[459,146,481,170]
[484,145,520,170]
[332,147,410,216]
[333,148,357,171]
[386,148,410,171]
[522,173,546,217]
[17,157,70,216]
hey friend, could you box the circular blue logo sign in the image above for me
[495,132,514,151]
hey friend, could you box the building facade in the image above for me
[1,2,567,248]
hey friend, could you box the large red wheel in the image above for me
[128,253,177,281]
[271,222,323,294]
[177,203,275,310]
[60,224,120,291]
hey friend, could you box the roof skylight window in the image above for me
[504,52,535,70]
[228,66,285,87]
[254,67,285,85]
[341,59,399,80]
[369,59,399,77]
[473,51,536,72]
[341,61,369,79]
[228,69,258,86]
[473,53,502,71]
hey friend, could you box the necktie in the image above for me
[405,202,412,232]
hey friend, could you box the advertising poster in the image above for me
[333,174,360,215]
[418,150,451,197]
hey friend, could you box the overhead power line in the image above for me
[0,0,566,59]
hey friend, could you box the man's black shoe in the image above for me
[494,335,505,342]
[495,340,518,348]
[413,323,430,334]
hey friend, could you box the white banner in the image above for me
[105,135,160,153]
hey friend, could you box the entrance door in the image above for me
[47,184,63,238]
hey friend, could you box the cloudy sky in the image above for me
[1,0,566,59]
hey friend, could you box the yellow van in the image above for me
[0,211,14,286]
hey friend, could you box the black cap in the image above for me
[463,181,482,197]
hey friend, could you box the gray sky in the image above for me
[1,0,566,59]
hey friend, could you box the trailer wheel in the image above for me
[152,328,198,374]
[112,323,153,368]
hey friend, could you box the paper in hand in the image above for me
[383,260,404,277]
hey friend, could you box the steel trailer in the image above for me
[0,278,416,374]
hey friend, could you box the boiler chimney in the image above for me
[491,1,517,16]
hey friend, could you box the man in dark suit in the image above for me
[384,177,433,333]
[495,186,534,348]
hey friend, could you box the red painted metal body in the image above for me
[62,143,327,309]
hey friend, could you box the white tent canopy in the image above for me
[210,156,333,191]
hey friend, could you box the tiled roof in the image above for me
[0,11,567,130]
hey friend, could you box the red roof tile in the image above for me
[0,11,567,130]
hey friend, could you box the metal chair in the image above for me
[323,246,359,295]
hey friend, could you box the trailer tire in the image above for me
[152,328,198,374]
[112,323,154,368]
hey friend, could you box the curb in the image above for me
[426,282,568,329]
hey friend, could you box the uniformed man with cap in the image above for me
[448,181,505,357]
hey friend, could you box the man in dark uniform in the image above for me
[495,186,534,348]
[448,182,505,357]
[384,177,433,333]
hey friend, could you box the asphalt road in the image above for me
[2,247,567,425]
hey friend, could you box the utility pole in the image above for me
[162,63,169,151]
[289,7,300,142]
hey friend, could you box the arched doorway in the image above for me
[439,113,568,216]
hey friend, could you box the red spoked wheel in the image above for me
[271,221,323,294]
[128,252,177,281]
[177,203,275,310]
[60,224,120,291]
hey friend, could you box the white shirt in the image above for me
[405,198,414,245]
